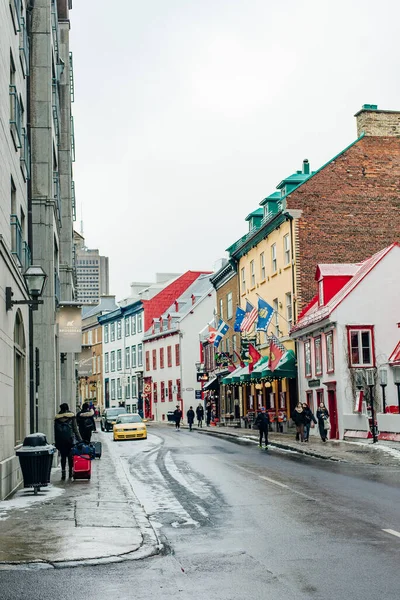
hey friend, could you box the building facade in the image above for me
[73,231,109,304]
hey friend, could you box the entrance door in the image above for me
[327,388,338,439]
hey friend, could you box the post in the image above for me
[369,384,378,443]
[396,383,400,414]
[380,384,387,414]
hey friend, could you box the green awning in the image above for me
[260,350,297,379]
[221,365,245,384]
[249,356,270,380]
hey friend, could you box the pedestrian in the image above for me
[254,408,270,449]
[54,403,81,480]
[206,401,212,426]
[76,402,97,443]
[196,403,204,428]
[187,406,195,431]
[174,405,183,430]
[302,402,317,442]
[316,402,330,442]
[292,402,306,442]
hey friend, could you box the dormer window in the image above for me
[318,280,324,306]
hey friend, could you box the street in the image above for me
[1,425,400,599]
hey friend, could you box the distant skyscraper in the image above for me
[74,231,109,304]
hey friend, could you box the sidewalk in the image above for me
[192,424,400,466]
[0,435,160,569]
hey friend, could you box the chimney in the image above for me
[355,104,400,137]
[302,159,310,175]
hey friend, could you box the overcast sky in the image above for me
[70,0,399,301]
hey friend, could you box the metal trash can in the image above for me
[167,411,175,422]
[16,433,56,495]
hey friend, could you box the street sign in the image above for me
[186,387,194,392]
[195,390,202,399]
[308,378,321,388]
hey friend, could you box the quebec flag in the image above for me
[256,297,274,331]
[214,319,230,348]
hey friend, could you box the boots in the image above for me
[61,470,66,480]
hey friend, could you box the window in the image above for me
[125,347,130,370]
[131,377,137,397]
[131,315,136,334]
[286,292,292,328]
[153,382,158,403]
[318,280,324,306]
[145,350,150,371]
[137,313,143,333]
[250,260,255,287]
[232,335,237,354]
[271,243,277,273]
[152,349,157,370]
[97,355,101,373]
[161,381,165,402]
[132,345,137,368]
[219,298,223,320]
[176,379,181,398]
[314,337,322,375]
[125,318,130,337]
[227,292,233,320]
[160,347,164,368]
[138,344,143,366]
[168,380,173,402]
[117,320,122,339]
[117,378,122,399]
[241,266,245,290]
[111,351,115,372]
[226,338,230,354]
[126,376,130,399]
[104,324,109,343]
[273,298,279,336]
[111,379,116,401]
[304,340,312,377]
[105,352,109,373]
[167,345,172,367]
[348,326,374,367]
[283,234,290,266]
[110,323,115,342]
[175,343,180,366]
[260,252,265,280]
[325,332,334,373]
[117,349,122,370]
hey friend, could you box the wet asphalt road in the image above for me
[1,425,400,600]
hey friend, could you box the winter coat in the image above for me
[173,409,183,424]
[196,406,204,420]
[187,409,195,424]
[54,412,81,451]
[76,408,96,440]
[303,406,317,425]
[254,412,270,430]
[317,407,330,436]
[292,408,307,426]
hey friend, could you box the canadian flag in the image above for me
[207,327,217,344]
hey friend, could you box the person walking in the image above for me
[302,402,317,442]
[254,408,270,449]
[76,402,97,443]
[317,402,330,442]
[206,401,212,426]
[196,403,204,428]
[292,402,306,442]
[187,406,195,431]
[174,405,183,430]
[54,403,81,480]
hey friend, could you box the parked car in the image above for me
[113,414,147,441]
[101,407,127,432]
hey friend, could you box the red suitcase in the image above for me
[72,455,91,480]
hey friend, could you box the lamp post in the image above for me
[394,367,400,414]
[379,368,388,414]
[6,265,47,311]
[366,368,378,443]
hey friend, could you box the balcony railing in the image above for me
[52,78,60,146]
[20,127,31,180]
[53,171,61,223]
[9,85,22,148]
[70,115,75,161]
[71,180,76,221]
[19,16,29,76]
[69,52,75,102]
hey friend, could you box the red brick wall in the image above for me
[287,136,400,310]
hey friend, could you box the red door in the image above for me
[327,388,338,439]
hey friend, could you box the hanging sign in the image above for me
[197,373,209,382]
[58,306,82,353]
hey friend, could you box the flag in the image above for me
[268,335,286,371]
[207,326,217,344]
[214,319,229,348]
[233,349,245,368]
[240,301,258,332]
[256,297,274,331]
[234,306,246,332]
[248,343,261,373]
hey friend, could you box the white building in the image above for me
[290,244,400,441]
[143,274,215,422]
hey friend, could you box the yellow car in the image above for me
[113,414,147,441]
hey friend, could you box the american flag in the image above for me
[240,300,258,332]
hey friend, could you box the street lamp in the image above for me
[393,367,400,414]
[6,265,47,311]
[379,368,388,414]
[195,361,202,372]
[365,368,378,443]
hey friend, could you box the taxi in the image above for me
[113,414,147,441]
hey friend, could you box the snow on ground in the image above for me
[0,485,65,520]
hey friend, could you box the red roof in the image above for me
[389,341,400,366]
[143,271,211,330]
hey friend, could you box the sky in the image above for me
[70,0,400,301]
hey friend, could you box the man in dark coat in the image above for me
[174,405,183,430]
[254,408,270,448]
[76,402,97,443]
[187,406,195,431]
[196,403,204,428]
[302,402,317,442]
[206,401,212,426]
[54,403,81,479]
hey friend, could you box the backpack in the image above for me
[82,417,94,431]
[55,419,73,444]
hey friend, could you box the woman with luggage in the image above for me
[54,403,81,480]
[76,402,97,443]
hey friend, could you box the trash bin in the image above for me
[16,433,56,495]
[167,411,175,423]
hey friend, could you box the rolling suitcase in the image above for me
[93,441,102,459]
[72,455,91,480]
